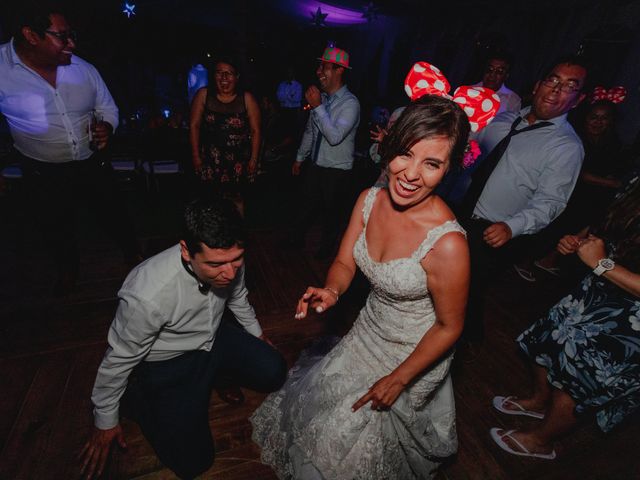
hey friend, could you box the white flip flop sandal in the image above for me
[490,428,556,460]
[493,396,545,419]
[534,260,561,276]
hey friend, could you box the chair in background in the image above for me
[1,163,23,180]
[141,122,187,192]
[141,158,182,192]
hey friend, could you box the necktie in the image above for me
[312,95,331,163]
[461,117,552,217]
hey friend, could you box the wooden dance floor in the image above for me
[0,174,638,479]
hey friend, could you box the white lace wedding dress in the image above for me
[251,187,464,479]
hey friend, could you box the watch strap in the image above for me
[593,258,615,276]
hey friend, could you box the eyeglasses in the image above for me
[541,76,581,94]
[215,71,236,78]
[485,66,507,75]
[44,30,77,44]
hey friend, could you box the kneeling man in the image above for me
[80,195,287,479]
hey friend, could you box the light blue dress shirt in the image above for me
[296,85,360,170]
[473,107,584,237]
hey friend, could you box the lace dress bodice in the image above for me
[353,186,464,346]
[251,187,466,479]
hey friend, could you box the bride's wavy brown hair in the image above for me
[379,95,470,171]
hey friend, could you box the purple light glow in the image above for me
[286,1,369,26]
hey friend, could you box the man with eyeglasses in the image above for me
[460,55,588,343]
[474,50,521,115]
[0,3,141,295]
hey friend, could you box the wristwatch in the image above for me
[593,258,615,276]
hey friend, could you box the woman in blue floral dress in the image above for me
[490,173,640,459]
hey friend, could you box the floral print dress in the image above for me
[517,174,640,433]
[199,91,252,191]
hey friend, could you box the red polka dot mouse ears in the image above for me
[590,86,626,104]
[404,61,501,133]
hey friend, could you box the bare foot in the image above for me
[502,396,546,415]
[501,429,555,457]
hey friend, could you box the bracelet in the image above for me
[324,287,339,301]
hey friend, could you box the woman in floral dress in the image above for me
[189,58,261,213]
[491,173,640,459]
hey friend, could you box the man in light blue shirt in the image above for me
[290,47,360,258]
[462,55,587,342]
[473,50,522,115]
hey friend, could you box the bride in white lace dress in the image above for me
[251,96,471,479]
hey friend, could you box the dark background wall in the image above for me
[1,0,639,142]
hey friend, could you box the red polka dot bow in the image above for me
[590,86,627,104]
[404,61,501,132]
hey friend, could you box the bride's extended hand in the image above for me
[351,373,406,412]
[294,286,338,319]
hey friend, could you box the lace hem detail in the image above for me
[251,333,457,479]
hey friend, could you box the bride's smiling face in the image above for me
[387,136,451,209]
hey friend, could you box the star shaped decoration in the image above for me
[122,3,136,19]
[310,7,328,27]
[362,2,379,23]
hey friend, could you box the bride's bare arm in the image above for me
[295,189,369,319]
[353,231,469,411]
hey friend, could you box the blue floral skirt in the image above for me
[517,274,640,432]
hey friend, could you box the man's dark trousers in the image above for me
[18,152,140,278]
[126,322,287,479]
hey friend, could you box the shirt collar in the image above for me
[8,39,25,67]
[8,37,80,69]
[326,84,348,102]
[180,257,210,294]
[518,106,568,128]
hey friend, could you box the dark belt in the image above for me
[17,151,106,173]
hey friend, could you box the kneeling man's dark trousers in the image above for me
[126,323,287,479]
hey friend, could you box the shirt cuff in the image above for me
[99,113,119,132]
[312,104,328,118]
[94,406,119,430]
[243,322,263,337]
[504,217,525,239]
